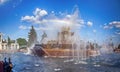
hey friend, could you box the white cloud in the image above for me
[35,27,52,31]
[19,25,51,31]
[19,25,27,30]
[103,25,109,29]
[21,8,48,24]
[0,0,8,5]
[21,16,35,22]
[33,8,48,17]
[115,30,120,35]
[109,21,120,28]
[66,15,71,19]
[21,7,84,30]
[103,21,120,29]
[111,35,116,38]
[115,32,120,35]
[87,21,93,27]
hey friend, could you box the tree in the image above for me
[27,26,37,47]
[17,38,27,46]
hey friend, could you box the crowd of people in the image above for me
[0,57,13,72]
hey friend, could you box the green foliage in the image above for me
[17,38,27,46]
[27,25,37,47]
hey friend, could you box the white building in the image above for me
[0,32,19,51]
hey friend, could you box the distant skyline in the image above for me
[0,0,120,45]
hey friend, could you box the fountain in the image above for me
[26,5,102,63]
[71,34,89,64]
[23,6,120,70]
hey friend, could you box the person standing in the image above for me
[7,57,13,72]
[4,57,9,72]
[0,61,4,72]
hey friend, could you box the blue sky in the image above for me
[0,0,120,45]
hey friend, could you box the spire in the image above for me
[0,32,3,43]
[31,25,34,29]
[41,31,47,43]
